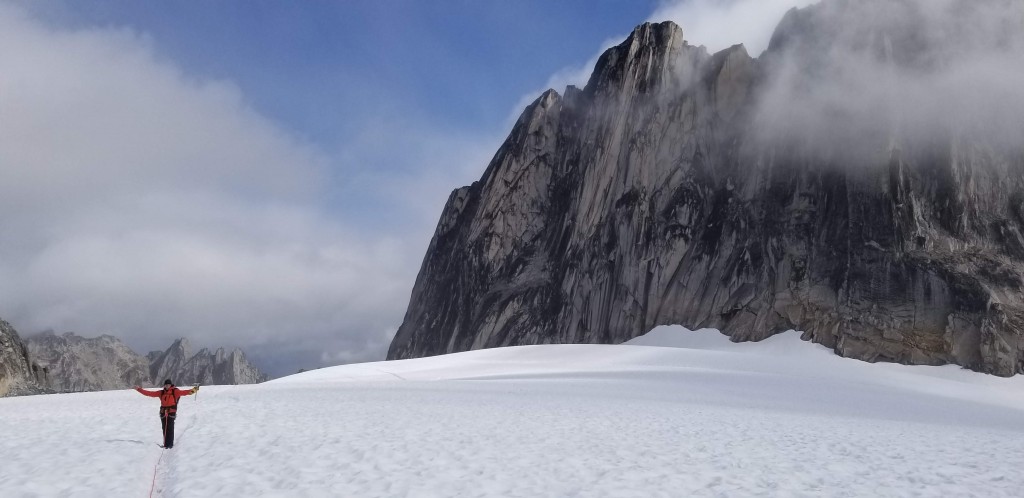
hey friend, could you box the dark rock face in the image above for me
[27,332,149,392]
[389,3,1024,376]
[1,319,51,396]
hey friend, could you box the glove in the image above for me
[191,386,199,394]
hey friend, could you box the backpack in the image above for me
[159,386,179,411]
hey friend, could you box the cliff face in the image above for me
[27,332,149,392]
[389,3,1024,376]
[0,319,50,396]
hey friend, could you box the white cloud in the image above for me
[0,4,423,374]
[650,0,818,56]
[752,0,1024,156]
[331,114,504,232]
[0,8,324,211]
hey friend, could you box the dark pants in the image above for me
[160,411,176,448]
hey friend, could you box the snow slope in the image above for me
[3,326,1024,497]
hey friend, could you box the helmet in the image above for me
[163,379,173,386]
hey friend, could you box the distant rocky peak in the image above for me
[151,338,267,386]
[25,331,140,393]
[169,337,192,358]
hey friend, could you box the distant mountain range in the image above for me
[145,337,267,387]
[14,330,267,394]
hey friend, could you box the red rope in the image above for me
[148,450,165,498]
[149,412,170,498]
[148,391,198,497]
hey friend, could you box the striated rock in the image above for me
[389,4,1024,376]
[27,332,149,392]
[1,319,51,397]
[148,338,267,386]
[149,338,193,385]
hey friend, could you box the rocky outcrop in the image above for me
[148,338,267,386]
[148,338,193,385]
[27,332,149,392]
[1,319,51,397]
[389,2,1024,376]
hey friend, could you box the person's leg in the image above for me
[160,414,169,447]
[166,414,176,448]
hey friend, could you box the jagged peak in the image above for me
[767,6,804,54]
[708,43,754,78]
[717,43,748,58]
[165,337,193,360]
[563,84,584,109]
[537,88,561,108]
[523,88,562,118]
[627,21,684,48]
[584,20,686,96]
[510,21,688,130]
[506,88,563,135]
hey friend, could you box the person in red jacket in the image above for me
[134,379,198,449]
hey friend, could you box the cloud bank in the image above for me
[0,4,435,375]
[650,0,818,55]
[753,0,1024,159]
[528,0,1024,164]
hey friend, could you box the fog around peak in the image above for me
[753,0,1024,159]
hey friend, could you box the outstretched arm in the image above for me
[175,387,198,397]
[134,386,160,397]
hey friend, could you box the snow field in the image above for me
[3,326,1024,497]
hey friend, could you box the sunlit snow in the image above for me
[3,326,1024,497]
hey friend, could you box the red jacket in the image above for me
[136,385,195,415]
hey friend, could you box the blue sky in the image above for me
[0,0,812,376]
[23,0,672,238]
[29,1,659,147]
